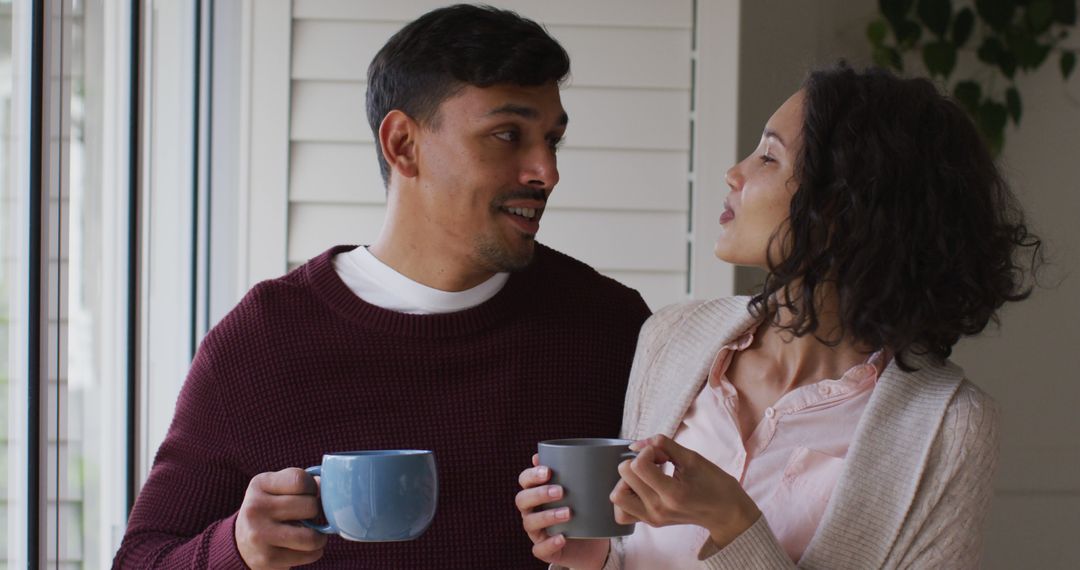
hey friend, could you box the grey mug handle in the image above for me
[299,465,335,534]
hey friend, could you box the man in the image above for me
[114,5,651,569]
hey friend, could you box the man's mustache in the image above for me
[494,188,547,205]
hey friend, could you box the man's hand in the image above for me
[235,468,329,569]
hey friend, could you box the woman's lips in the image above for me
[719,208,735,224]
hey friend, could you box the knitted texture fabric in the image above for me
[113,244,651,569]
[577,297,998,570]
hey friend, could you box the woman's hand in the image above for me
[610,435,761,549]
[516,454,611,570]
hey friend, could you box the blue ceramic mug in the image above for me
[301,450,438,542]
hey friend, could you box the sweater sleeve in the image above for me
[112,334,252,569]
[887,380,1000,569]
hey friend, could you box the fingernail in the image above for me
[538,466,549,478]
[629,440,643,451]
[554,534,565,546]
[556,507,570,520]
[547,485,562,498]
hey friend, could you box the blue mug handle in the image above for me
[299,466,336,534]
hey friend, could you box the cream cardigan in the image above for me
[567,297,999,570]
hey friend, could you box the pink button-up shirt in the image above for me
[624,333,884,568]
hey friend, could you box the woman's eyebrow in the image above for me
[764,128,786,147]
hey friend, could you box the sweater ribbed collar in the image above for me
[303,244,542,339]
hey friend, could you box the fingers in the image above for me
[241,519,329,553]
[252,493,323,524]
[254,468,319,496]
[610,478,646,524]
[522,506,571,538]
[639,434,694,466]
[530,533,569,563]
[617,457,660,507]
[532,453,540,467]
[518,465,551,490]
[630,445,678,496]
[515,483,563,514]
[238,469,328,570]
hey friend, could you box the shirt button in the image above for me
[819,385,830,396]
[764,407,775,418]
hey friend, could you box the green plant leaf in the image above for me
[895,19,924,46]
[952,7,976,46]
[923,40,958,77]
[1062,51,1076,78]
[868,19,889,46]
[1053,0,1076,25]
[977,36,1005,64]
[918,0,953,36]
[881,0,917,26]
[999,51,1019,78]
[1008,31,1052,69]
[978,100,1008,155]
[1025,0,1055,33]
[976,0,1018,32]
[979,100,1009,133]
[874,45,905,70]
[1005,86,1022,124]
[953,80,982,115]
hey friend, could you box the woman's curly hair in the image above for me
[749,63,1043,370]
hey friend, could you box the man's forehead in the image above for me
[485,103,569,126]
[450,83,567,124]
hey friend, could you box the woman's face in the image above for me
[715,90,804,269]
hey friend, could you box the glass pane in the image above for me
[2,1,33,567]
[59,0,130,567]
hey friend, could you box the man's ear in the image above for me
[378,110,419,179]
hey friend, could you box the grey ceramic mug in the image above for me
[538,438,637,538]
[301,450,437,542]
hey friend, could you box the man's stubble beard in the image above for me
[473,233,536,273]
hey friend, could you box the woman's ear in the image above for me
[378,110,419,179]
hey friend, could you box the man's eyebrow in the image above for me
[486,104,569,127]
[764,128,786,147]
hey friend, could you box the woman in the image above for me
[516,64,1042,569]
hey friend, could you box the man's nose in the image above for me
[520,145,559,191]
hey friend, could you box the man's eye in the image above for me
[759,155,775,164]
[548,137,564,151]
[494,131,519,142]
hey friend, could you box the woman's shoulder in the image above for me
[942,378,1001,449]
[642,296,753,337]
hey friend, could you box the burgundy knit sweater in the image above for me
[113,244,651,569]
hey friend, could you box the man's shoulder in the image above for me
[532,243,640,296]
[201,259,324,350]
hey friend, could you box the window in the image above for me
[2,0,137,567]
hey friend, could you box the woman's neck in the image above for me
[748,292,877,393]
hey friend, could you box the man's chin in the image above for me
[476,237,536,273]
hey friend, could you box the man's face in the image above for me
[412,82,567,273]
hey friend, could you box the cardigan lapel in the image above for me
[799,351,965,569]
[633,297,760,440]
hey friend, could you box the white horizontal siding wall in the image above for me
[284,0,694,309]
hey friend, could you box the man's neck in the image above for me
[367,233,496,293]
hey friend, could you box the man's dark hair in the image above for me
[366,4,571,185]
[751,63,1044,370]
